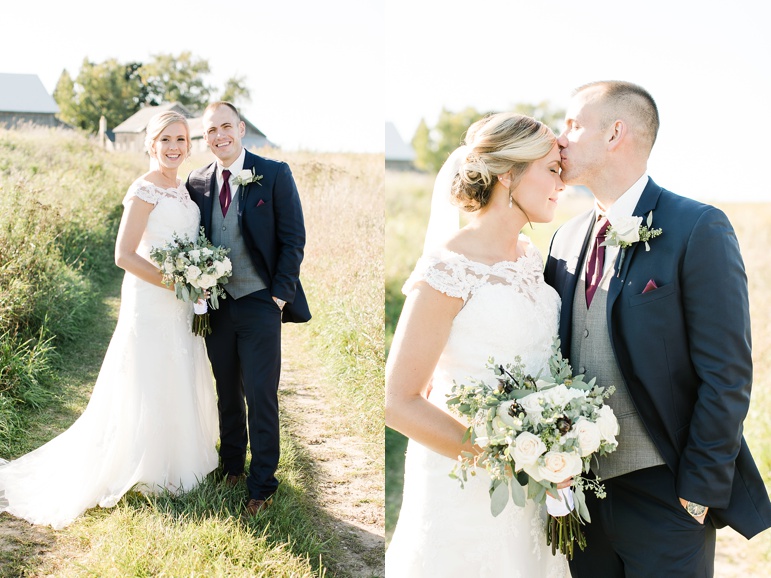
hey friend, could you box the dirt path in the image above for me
[280,324,385,578]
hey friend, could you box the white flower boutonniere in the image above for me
[233,168,263,187]
[601,211,662,272]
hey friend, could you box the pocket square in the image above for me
[256,199,265,207]
[642,279,658,294]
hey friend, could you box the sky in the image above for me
[3,0,383,153]
[386,0,771,203]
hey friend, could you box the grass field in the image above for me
[384,167,771,572]
[0,127,383,576]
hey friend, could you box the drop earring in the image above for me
[509,193,513,209]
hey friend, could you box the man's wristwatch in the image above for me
[685,501,707,518]
[274,298,286,310]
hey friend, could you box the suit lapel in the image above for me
[558,209,596,353]
[202,163,217,235]
[606,178,663,327]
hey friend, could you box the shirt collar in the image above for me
[595,172,649,224]
[218,147,246,177]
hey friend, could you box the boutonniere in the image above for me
[601,211,662,273]
[233,168,263,187]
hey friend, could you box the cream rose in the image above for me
[197,274,217,289]
[188,249,201,263]
[185,265,202,282]
[536,451,583,484]
[609,215,642,245]
[519,392,545,420]
[512,431,547,470]
[572,417,602,457]
[596,405,620,446]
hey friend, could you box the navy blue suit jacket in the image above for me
[544,178,771,539]
[186,150,311,323]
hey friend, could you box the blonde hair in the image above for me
[452,112,555,212]
[144,111,191,157]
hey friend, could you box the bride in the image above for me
[0,111,219,529]
[385,112,569,577]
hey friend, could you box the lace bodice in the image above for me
[403,238,561,412]
[122,179,200,260]
[388,237,568,577]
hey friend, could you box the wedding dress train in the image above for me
[386,239,569,577]
[0,180,219,529]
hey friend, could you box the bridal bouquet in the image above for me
[150,226,232,336]
[446,338,619,559]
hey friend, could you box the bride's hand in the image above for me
[556,477,573,490]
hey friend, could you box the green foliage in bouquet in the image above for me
[149,227,233,336]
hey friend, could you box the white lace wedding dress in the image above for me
[386,238,569,577]
[0,179,219,529]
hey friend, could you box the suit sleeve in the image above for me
[271,162,306,303]
[676,207,752,508]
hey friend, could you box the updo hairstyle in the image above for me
[144,111,192,157]
[451,113,556,212]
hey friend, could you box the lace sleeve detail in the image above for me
[122,181,162,206]
[402,256,476,302]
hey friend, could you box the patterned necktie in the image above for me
[219,169,232,216]
[585,217,610,307]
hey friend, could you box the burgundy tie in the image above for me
[585,217,610,307]
[219,169,232,216]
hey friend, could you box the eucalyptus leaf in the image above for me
[510,479,526,507]
[490,481,509,517]
[574,486,591,523]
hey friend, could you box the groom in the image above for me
[545,81,771,576]
[187,101,311,517]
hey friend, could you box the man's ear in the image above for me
[607,120,626,150]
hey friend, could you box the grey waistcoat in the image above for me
[570,247,664,480]
[210,186,267,299]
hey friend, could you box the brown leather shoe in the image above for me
[244,497,273,517]
[224,474,244,487]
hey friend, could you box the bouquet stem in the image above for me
[546,510,586,560]
[193,312,211,336]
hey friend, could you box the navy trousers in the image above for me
[569,465,716,578]
[205,288,282,501]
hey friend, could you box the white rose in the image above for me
[214,260,228,277]
[221,257,232,274]
[175,256,188,270]
[512,431,547,470]
[572,418,602,457]
[611,216,643,244]
[163,259,175,273]
[596,405,620,445]
[238,169,253,182]
[188,249,201,263]
[543,384,586,408]
[201,247,213,257]
[537,451,583,484]
[496,400,521,428]
[198,274,217,289]
[185,265,202,283]
[519,392,545,419]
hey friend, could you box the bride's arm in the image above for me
[385,281,475,461]
[114,197,169,289]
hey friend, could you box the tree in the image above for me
[53,70,78,127]
[410,102,566,173]
[139,52,213,112]
[53,58,145,132]
[220,75,251,106]
[511,100,565,135]
[411,118,432,171]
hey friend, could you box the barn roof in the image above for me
[0,73,60,114]
[385,121,415,161]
